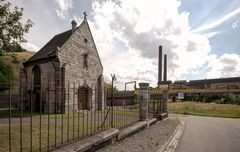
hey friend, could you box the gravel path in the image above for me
[97,119,179,152]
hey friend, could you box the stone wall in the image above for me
[58,20,104,112]
[22,62,56,113]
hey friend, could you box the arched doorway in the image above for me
[78,86,92,110]
[32,65,41,112]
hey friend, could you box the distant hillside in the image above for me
[0,52,34,94]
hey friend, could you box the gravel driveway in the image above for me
[97,119,179,152]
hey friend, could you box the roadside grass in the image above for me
[0,108,83,119]
[169,102,240,118]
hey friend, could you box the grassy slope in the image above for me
[0,52,34,94]
[0,52,34,82]
[169,102,240,118]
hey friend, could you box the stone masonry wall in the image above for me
[24,62,56,113]
[58,20,104,112]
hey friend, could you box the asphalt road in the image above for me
[170,114,240,152]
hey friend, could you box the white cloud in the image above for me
[90,0,214,88]
[55,0,73,19]
[203,32,219,39]
[73,16,83,25]
[192,7,240,33]
[207,53,240,78]
[21,42,39,52]
[232,20,240,29]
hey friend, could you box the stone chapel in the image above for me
[20,18,104,113]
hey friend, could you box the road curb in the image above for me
[158,120,185,152]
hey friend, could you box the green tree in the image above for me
[0,0,33,54]
[0,58,13,91]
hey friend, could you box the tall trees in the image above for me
[0,0,33,54]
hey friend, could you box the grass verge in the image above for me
[169,102,240,118]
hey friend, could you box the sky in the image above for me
[8,0,240,89]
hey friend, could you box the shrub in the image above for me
[0,50,6,56]
[0,58,13,91]
[222,93,236,104]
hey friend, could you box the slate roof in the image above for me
[24,29,72,64]
[23,20,103,69]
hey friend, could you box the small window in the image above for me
[84,39,88,43]
[83,53,88,69]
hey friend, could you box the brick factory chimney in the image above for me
[158,46,162,86]
[71,20,77,33]
[163,54,167,82]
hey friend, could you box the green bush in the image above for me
[0,50,6,56]
[183,95,195,101]
[222,93,236,104]
[183,93,238,104]
[0,58,13,91]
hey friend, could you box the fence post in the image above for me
[139,83,149,121]
[162,90,168,118]
[110,74,116,128]
[8,75,11,152]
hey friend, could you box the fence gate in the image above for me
[101,89,139,129]
[149,88,167,120]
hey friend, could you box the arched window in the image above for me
[32,65,42,112]
[32,65,41,90]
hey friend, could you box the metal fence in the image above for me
[0,79,166,152]
[0,82,141,152]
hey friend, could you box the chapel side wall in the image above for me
[58,21,103,111]
[24,62,56,113]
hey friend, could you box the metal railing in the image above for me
[0,74,169,152]
[0,80,143,152]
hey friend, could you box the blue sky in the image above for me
[179,0,240,56]
[8,0,240,88]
